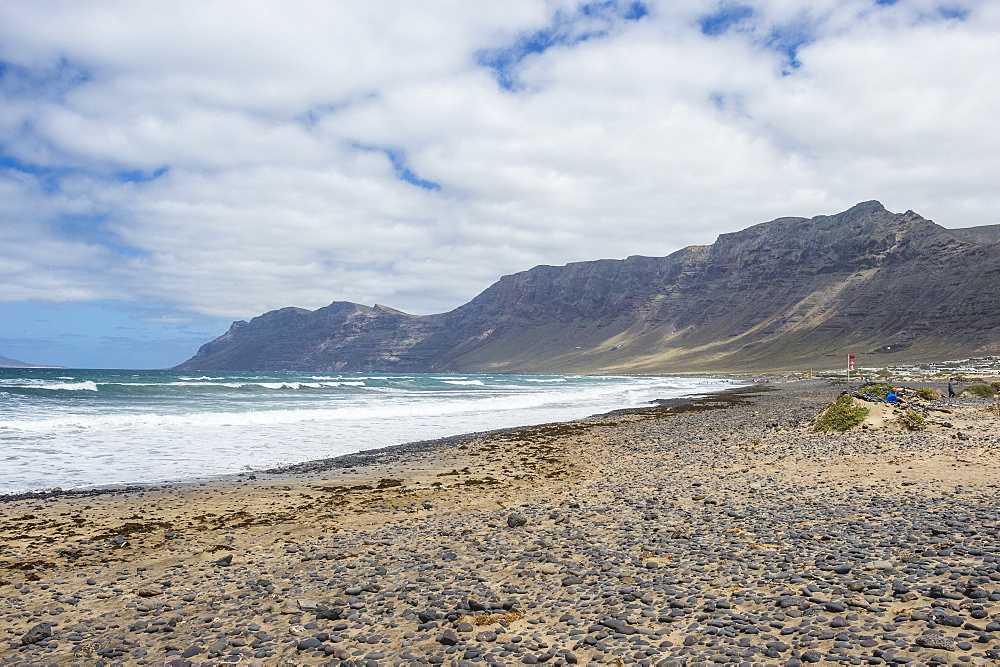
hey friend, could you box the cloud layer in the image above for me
[2,0,999,321]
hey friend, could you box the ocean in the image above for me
[0,369,742,495]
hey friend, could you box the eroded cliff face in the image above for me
[176,201,1000,373]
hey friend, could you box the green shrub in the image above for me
[860,382,895,400]
[914,387,939,400]
[815,394,870,432]
[898,410,927,431]
[960,384,997,398]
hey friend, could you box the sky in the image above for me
[2,0,999,368]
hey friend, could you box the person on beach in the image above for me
[885,391,906,405]
[948,380,956,398]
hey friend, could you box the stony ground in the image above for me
[1,380,999,667]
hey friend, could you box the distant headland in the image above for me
[0,355,64,369]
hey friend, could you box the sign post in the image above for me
[847,354,856,382]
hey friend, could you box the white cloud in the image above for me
[1,0,998,325]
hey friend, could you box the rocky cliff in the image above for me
[176,201,1000,373]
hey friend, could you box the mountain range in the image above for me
[176,201,1000,373]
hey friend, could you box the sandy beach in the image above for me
[2,379,999,666]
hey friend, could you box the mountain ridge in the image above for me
[176,201,1000,373]
[0,355,61,368]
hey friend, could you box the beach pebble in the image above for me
[864,559,894,570]
[296,637,323,650]
[316,607,344,620]
[21,622,52,646]
[916,633,955,650]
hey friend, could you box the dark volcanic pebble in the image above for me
[20,623,52,646]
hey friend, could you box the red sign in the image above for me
[848,354,855,370]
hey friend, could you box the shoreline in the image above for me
[2,379,999,665]
[0,379,759,503]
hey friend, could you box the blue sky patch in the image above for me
[477,0,649,91]
[875,0,969,20]
[622,2,648,20]
[354,144,441,191]
[697,4,814,74]
[699,3,754,37]
[3,153,168,197]
[116,166,169,183]
[385,149,441,191]
[938,6,969,20]
[0,301,230,368]
[1,153,45,174]
[0,57,91,101]
[0,153,75,194]
[54,213,148,258]
[766,20,814,72]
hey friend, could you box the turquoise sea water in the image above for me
[0,369,742,494]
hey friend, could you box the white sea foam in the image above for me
[0,380,100,391]
[5,381,625,431]
[0,370,744,494]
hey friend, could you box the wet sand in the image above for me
[1,380,999,666]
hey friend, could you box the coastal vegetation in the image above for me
[914,387,939,400]
[814,394,870,431]
[898,410,927,431]
[961,384,998,398]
